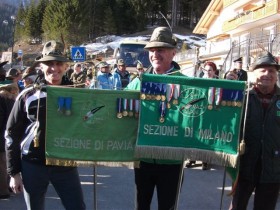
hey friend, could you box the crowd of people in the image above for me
[0,26,280,210]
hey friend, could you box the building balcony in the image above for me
[222,0,279,33]
[223,0,239,8]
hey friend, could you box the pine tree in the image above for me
[42,0,89,45]
[103,6,117,35]
[24,0,38,40]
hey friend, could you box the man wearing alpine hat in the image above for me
[6,40,85,210]
[230,51,280,210]
[129,26,184,210]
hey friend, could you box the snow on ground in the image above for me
[83,33,205,56]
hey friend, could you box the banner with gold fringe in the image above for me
[135,74,246,168]
[45,87,139,167]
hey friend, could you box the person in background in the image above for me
[0,61,8,82]
[89,61,121,90]
[0,63,19,200]
[5,40,85,210]
[114,59,130,88]
[128,61,145,87]
[21,66,38,88]
[225,70,238,80]
[230,52,280,210]
[5,68,23,91]
[65,65,74,81]
[127,26,184,210]
[202,61,218,79]
[70,63,86,88]
[224,57,248,81]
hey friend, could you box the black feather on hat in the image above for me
[0,61,8,68]
[233,57,242,63]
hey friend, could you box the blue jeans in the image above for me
[21,160,85,210]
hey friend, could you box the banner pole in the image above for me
[93,165,97,210]
[174,161,185,210]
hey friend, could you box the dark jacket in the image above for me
[70,71,86,88]
[239,86,280,183]
[114,69,130,88]
[0,83,18,152]
[5,76,71,176]
[236,69,247,81]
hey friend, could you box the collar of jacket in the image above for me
[146,61,180,74]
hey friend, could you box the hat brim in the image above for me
[35,55,71,62]
[22,71,37,80]
[144,42,176,49]
[252,63,280,71]
[100,65,109,68]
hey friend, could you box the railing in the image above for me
[221,33,280,75]
[222,0,278,32]
[174,48,196,63]
[176,32,280,77]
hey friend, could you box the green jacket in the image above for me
[127,61,184,164]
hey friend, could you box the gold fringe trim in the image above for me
[46,158,135,168]
[134,146,238,168]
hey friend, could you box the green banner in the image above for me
[45,87,139,166]
[135,74,246,168]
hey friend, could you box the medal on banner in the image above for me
[173,84,180,105]
[236,90,243,107]
[116,98,123,118]
[145,82,153,100]
[221,89,229,106]
[156,94,161,100]
[140,82,148,100]
[236,101,242,107]
[159,101,166,123]
[166,84,174,109]
[122,98,128,116]
[156,83,162,101]
[215,88,222,107]
[57,96,65,114]
[64,97,72,116]
[128,99,134,117]
[140,93,146,100]
[208,87,215,110]
[231,90,238,107]
[226,100,232,106]
[160,83,167,102]
[134,99,139,118]
[227,90,234,106]
[151,83,157,100]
